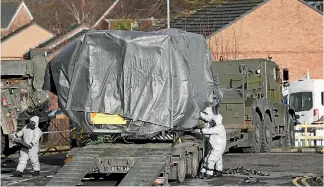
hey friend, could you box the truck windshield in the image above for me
[289,92,313,112]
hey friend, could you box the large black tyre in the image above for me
[1,131,5,154]
[1,131,8,155]
[242,112,262,153]
[261,114,273,153]
[282,115,295,147]
[176,156,186,183]
[189,151,199,178]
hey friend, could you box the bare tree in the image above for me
[231,27,240,59]
[209,26,241,61]
[63,0,95,24]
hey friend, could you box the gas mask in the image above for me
[27,121,36,130]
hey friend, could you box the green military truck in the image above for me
[211,59,296,153]
[1,49,51,155]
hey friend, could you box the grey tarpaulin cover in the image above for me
[43,28,222,136]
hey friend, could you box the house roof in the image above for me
[299,0,323,14]
[47,29,90,55]
[146,0,266,37]
[93,0,120,28]
[36,24,89,48]
[148,0,322,37]
[1,21,35,42]
[1,1,33,29]
[1,2,21,29]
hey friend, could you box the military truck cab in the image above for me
[0,49,50,155]
[211,59,296,153]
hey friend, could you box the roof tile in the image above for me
[1,2,21,29]
[147,0,265,37]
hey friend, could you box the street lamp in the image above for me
[167,0,170,28]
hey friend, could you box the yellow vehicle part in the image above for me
[64,155,73,164]
[90,113,127,125]
[56,114,68,119]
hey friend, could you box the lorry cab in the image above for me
[288,79,324,124]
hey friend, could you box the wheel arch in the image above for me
[255,107,263,121]
[265,109,272,122]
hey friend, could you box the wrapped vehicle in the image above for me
[43,28,222,139]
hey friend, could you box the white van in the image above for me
[288,79,324,124]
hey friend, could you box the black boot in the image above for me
[12,171,23,177]
[214,170,223,177]
[204,173,214,179]
[198,172,205,179]
[32,171,40,176]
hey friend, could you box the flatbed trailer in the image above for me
[46,127,243,186]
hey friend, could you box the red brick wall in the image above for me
[207,0,323,81]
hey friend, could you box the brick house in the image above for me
[151,0,323,81]
[1,1,33,37]
[1,1,54,60]
[1,21,54,60]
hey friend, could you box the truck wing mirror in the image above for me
[283,68,289,81]
[295,115,300,119]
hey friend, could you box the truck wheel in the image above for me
[1,131,8,155]
[189,151,199,178]
[243,113,262,153]
[198,148,204,172]
[283,115,295,147]
[176,156,186,183]
[261,114,273,153]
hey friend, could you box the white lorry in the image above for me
[288,77,324,146]
[288,78,324,124]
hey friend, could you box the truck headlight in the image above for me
[256,68,261,74]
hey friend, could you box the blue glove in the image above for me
[47,110,58,117]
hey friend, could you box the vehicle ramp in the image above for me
[46,143,173,186]
[117,155,170,186]
[46,149,103,186]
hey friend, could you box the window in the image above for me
[322,92,324,106]
[289,92,313,112]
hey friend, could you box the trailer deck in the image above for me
[46,136,203,186]
[46,128,247,186]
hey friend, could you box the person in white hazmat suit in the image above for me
[197,107,226,179]
[12,116,43,177]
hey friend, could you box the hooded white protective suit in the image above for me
[15,116,43,172]
[199,107,226,177]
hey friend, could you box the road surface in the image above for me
[1,152,323,186]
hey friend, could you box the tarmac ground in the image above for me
[1,152,323,186]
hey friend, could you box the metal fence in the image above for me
[294,122,324,147]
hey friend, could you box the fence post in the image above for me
[304,125,308,147]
